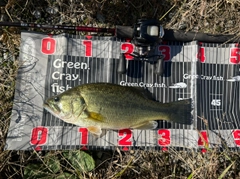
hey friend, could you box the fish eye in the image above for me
[54,96,60,102]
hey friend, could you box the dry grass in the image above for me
[1,0,240,178]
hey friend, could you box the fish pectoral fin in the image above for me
[87,112,105,122]
[131,121,158,130]
[87,126,102,136]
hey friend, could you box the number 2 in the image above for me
[118,129,132,146]
[121,43,134,60]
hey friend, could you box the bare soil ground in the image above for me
[1,0,240,178]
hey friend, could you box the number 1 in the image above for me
[82,40,92,57]
[79,127,88,145]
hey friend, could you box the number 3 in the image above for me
[158,45,171,61]
[158,129,171,146]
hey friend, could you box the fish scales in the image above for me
[79,84,168,127]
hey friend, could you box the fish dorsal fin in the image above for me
[131,87,154,100]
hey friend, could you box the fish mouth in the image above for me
[43,102,60,116]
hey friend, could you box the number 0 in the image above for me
[41,37,56,54]
[30,126,48,145]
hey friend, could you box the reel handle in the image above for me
[155,56,164,75]
[117,53,126,74]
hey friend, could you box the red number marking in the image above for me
[30,127,48,146]
[158,129,171,146]
[158,45,171,61]
[229,48,240,64]
[197,47,206,63]
[82,40,92,57]
[85,35,92,40]
[121,43,134,60]
[118,129,132,146]
[162,147,168,151]
[78,127,88,145]
[41,37,56,54]
[197,131,209,147]
[233,130,240,146]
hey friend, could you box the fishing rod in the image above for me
[0,21,116,34]
[0,21,237,42]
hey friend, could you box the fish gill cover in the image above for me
[5,32,240,151]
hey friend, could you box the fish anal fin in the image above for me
[87,126,102,136]
[92,129,107,138]
[132,121,158,130]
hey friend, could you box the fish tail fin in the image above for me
[167,99,192,125]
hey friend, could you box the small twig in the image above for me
[159,4,176,21]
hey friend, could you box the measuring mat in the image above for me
[5,32,240,151]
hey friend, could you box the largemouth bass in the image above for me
[43,83,192,136]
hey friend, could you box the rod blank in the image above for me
[0,22,115,34]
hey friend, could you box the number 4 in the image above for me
[198,131,209,147]
[197,47,205,63]
[233,130,240,146]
